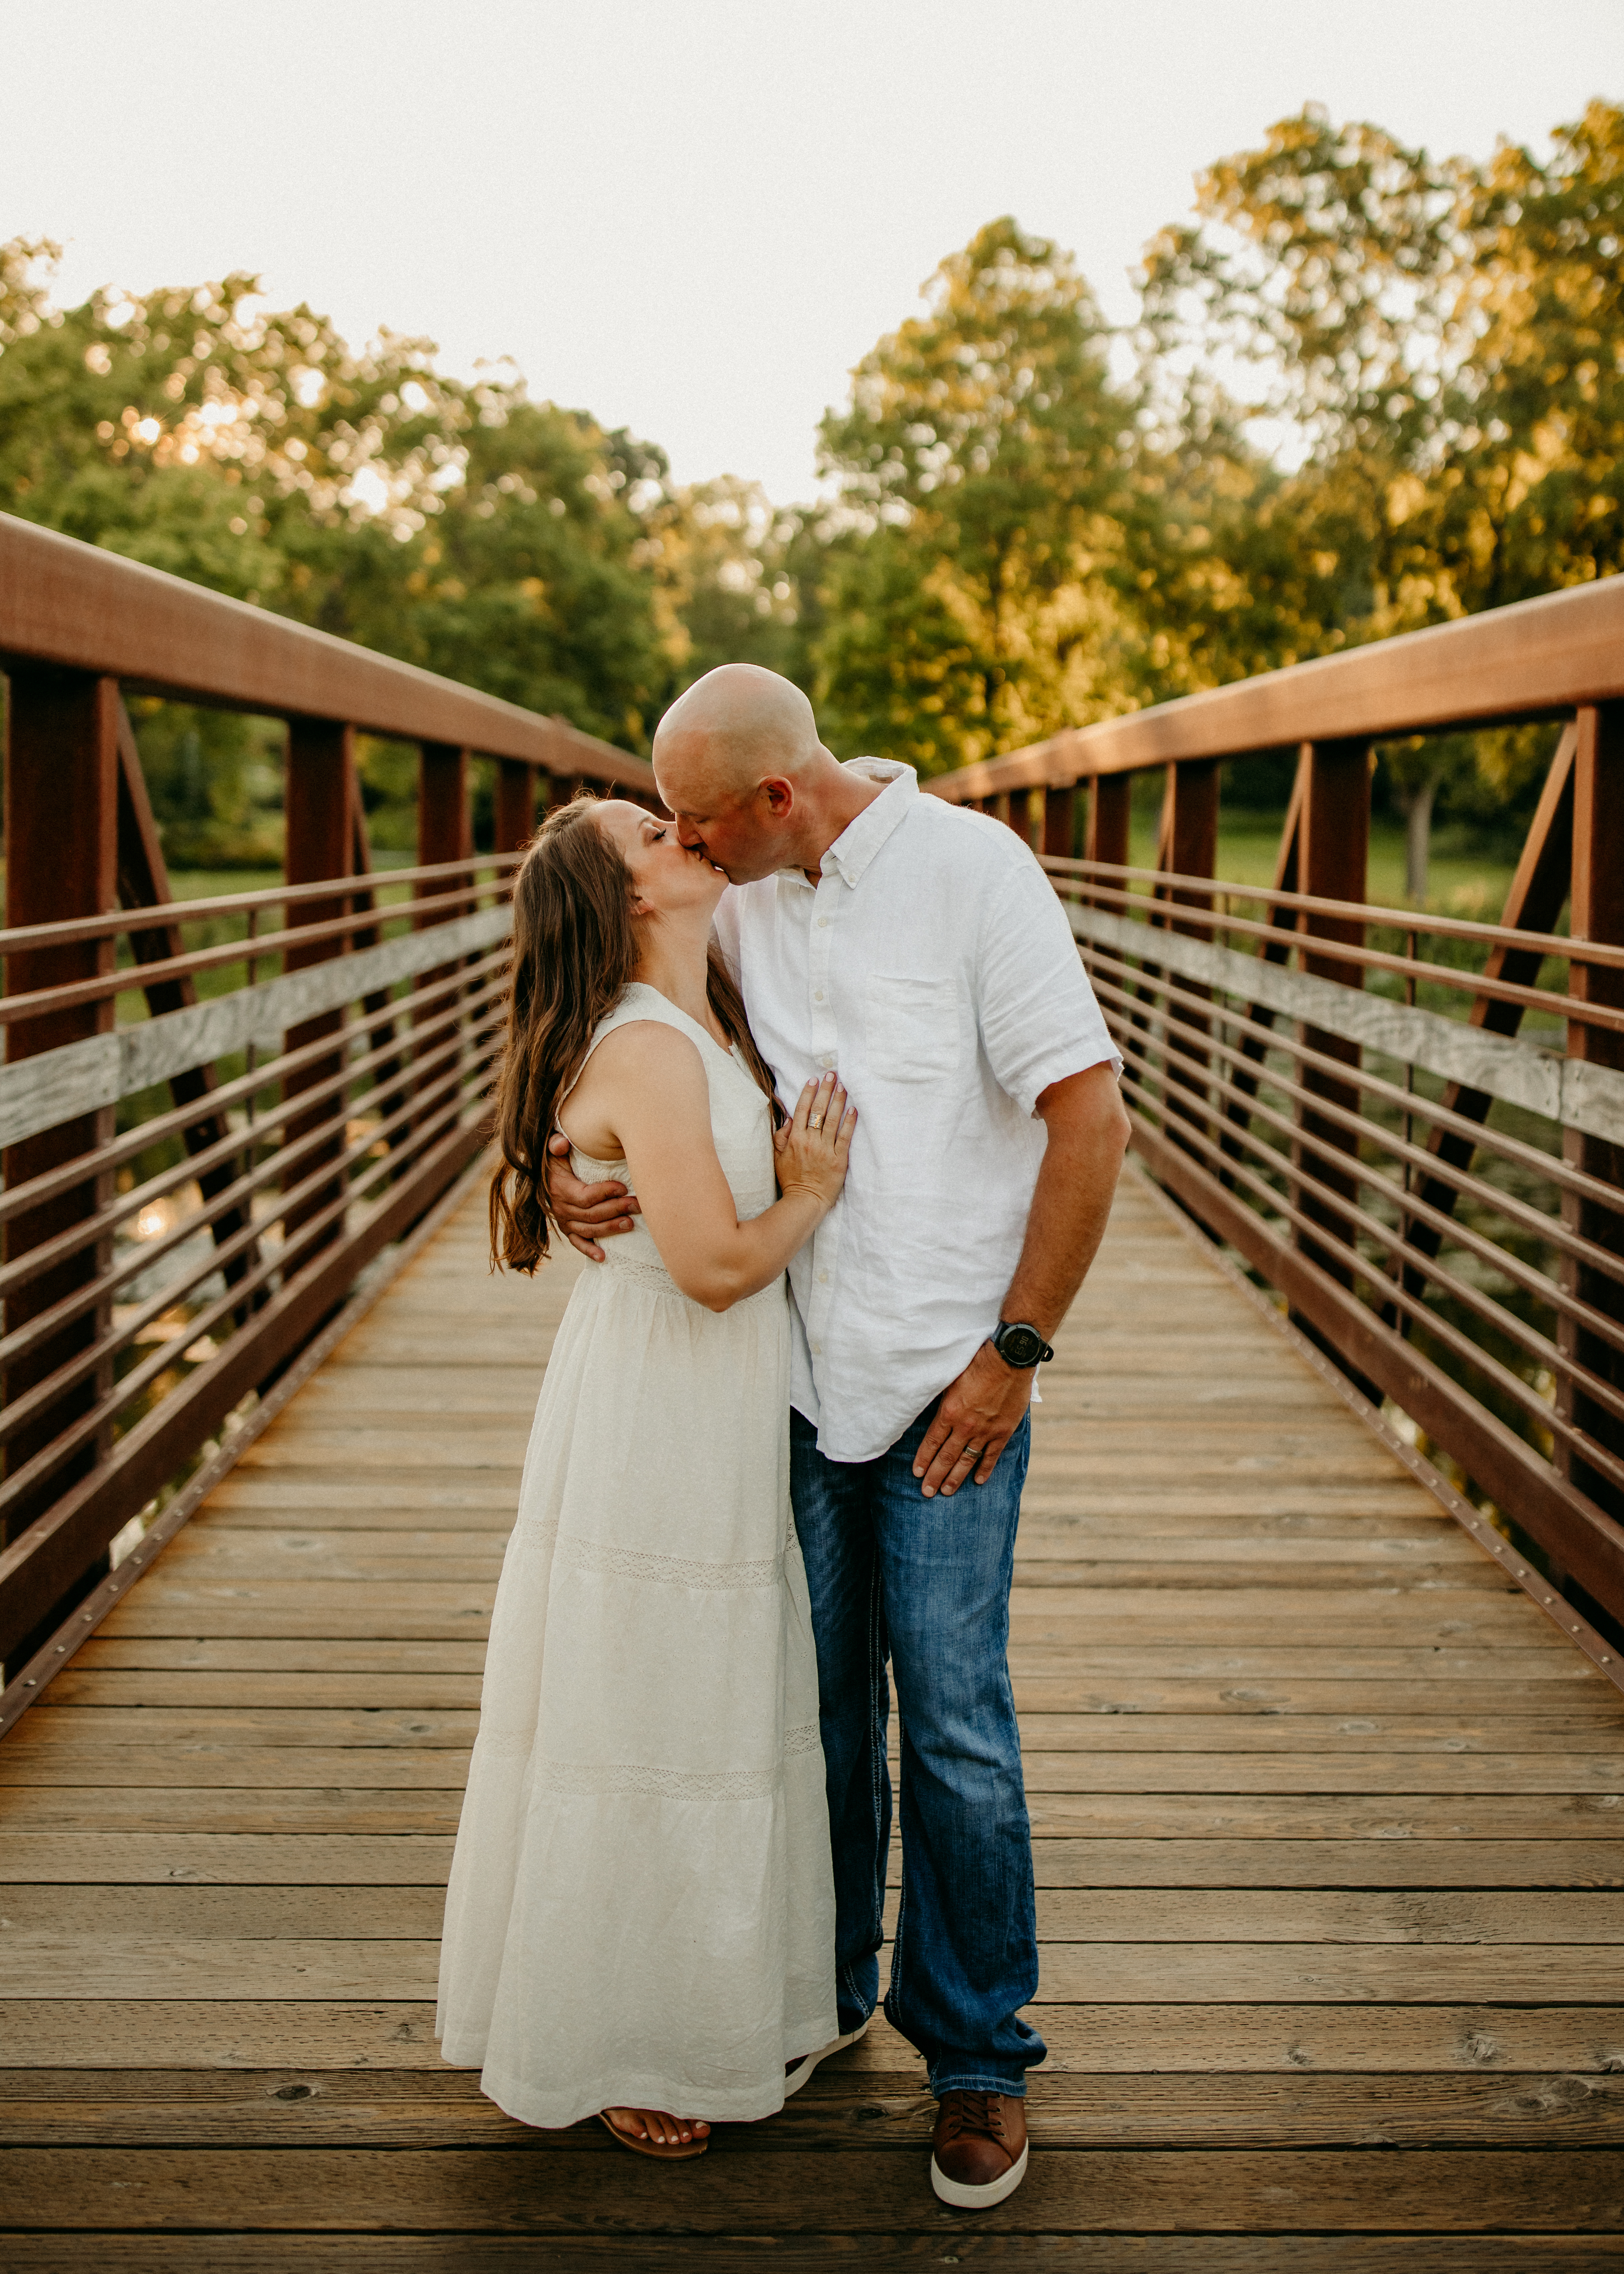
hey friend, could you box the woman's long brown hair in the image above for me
[489,795,782,1273]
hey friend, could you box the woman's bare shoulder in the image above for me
[558,1019,707,1156]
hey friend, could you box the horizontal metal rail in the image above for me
[1059,857,1624,1620]
[0,852,513,1669]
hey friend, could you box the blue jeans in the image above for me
[790,1401,1046,2097]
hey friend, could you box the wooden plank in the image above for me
[0,1790,465,1832]
[8,1999,1624,2075]
[69,1639,489,1674]
[6,2245,1624,2274]
[16,1739,1622,1796]
[0,1885,445,1936]
[1018,1753,1624,1795]
[1020,1793,1624,1838]
[8,1883,1618,1949]
[5,2070,1624,2150]
[0,1835,454,1884]
[39,1669,1621,1719]
[5,2239,1621,2272]
[14,1788,1624,1841]
[17,1708,480,1747]
[1015,1715,1624,1754]
[9,1936,1622,2006]
[25,1701,1624,1752]
[1012,1559,1506,1591]
[0,2144,1620,2232]
[0,1748,473,1788]
[7,1834,1621,1890]
[39,1672,486,1708]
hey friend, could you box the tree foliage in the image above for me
[4,100,1621,880]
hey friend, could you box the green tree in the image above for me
[814,218,1137,767]
[1139,101,1624,878]
[0,245,681,854]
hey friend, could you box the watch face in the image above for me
[998,1324,1043,1367]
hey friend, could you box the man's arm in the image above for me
[545,1131,641,1262]
[912,1061,1130,1500]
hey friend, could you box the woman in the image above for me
[436,793,855,2157]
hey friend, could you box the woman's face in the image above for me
[594,800,729,922]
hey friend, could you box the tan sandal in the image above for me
[598,2108,709,2159]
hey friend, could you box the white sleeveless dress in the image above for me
[436,982,837,2128]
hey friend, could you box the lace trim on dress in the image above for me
[554,1533,786,1590]
[599,1252,685,1296]
[511,1517,797,1591]
[597,1249,786,1308]
[476,1730,539,1761]
[473,1722,819,1776]
[532,1722,823,1800]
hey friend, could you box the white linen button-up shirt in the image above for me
[712,759,1121,1464]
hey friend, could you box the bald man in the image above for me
[550,665,1129,2210]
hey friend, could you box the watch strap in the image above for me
[991,1319,1055,1368]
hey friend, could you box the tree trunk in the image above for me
[1404,778,1435,903]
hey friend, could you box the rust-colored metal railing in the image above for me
[929,578,1624,1642]
[0,514,659,1721]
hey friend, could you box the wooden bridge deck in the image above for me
[2,1161,1623,2267]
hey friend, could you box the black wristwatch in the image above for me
[989,1320,1054,1370]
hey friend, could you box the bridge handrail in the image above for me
[926,575,1624,801]
[0,513,655,789]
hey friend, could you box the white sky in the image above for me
[4,0,1620,504]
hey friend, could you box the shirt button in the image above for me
[818,1270,829,1284]
[820,1053,835,1069]
[814,989,825,1001]
[811,1341,822,1354]
[817,917,830,928]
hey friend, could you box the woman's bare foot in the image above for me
[601,2106,711,2152]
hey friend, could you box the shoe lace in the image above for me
[939,2092,1006,2145]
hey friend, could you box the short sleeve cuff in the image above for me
[1013,1040,1123,1121]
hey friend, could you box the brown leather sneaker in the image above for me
[929,2090,1029,2208]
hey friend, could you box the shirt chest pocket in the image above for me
[866,974,962,1083]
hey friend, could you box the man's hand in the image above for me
[545,1131,641,1262]
[912,1342,1033,1500]
[911,1062,1129,1502]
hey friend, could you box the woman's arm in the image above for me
[564,1022,852,1312]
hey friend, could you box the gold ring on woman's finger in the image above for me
[808,1115,825,1130]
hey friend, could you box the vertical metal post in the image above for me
[1294,738,1371,1288]
[1086,775,1132,888]
[2,670,119,1582]
[419,744,472,875]
[415,742,473,1143]
[1557,703,1624,1527]
[495,760,537,856]
[1042,785,1075,861]
[1162,760,1220,1150]
[283,720,356,1251]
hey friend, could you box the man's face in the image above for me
[655,740,796,884]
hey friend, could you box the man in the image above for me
[550,664,1128,2208]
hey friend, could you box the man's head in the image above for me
[653,663,839,883]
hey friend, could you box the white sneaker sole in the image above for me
[783,2017,870,2097]
[930,2139,1029,2209]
